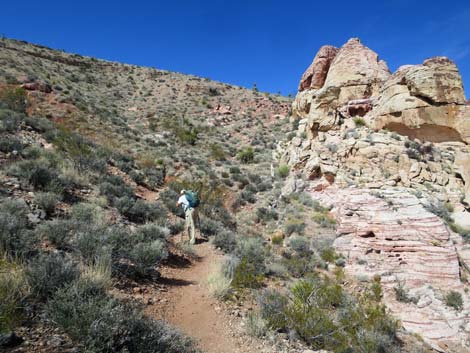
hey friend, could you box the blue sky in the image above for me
[1,0,469,97]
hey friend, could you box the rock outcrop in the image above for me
[373,57,469,143]
[298,45,338,91]
[307,186,470,352]
[282,38,470,352]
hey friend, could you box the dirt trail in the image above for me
[148,240,258,353]
[139,187,264,353]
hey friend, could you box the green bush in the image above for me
[199,217,223,237]
[393,282,418,304]
[73,224,109,263]
[232,258,265,289]
[134,223,170,242]
[444,290,463,311]
[237,146,254,163]
[258,289,288,330]
[116,197,166,223]
[284,218,306,236]
[246,312,267,338]
[35,192,61,216]
[256,207,278,224]
[277,164,290,178]
[353,117,367,127]
[47,281,197,353]
[98,175,134,203]
[0,109,23,132]
[0,255,29,332]
[0,199,35,256]
[26,252,79,300]
[213,229,237,253]
[0,87,27,113]
[129,240,168,278]
[210,143,226,160]
[0,135,23,153]
[289,236,311,256]
[36,219,73,249]
[255,277,399,351]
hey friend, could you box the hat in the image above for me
[180,189,186,195]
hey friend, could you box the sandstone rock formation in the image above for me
[282,38,470,352]
[307,186,470,352]
[373,57,470,143]
[298,45,338,91]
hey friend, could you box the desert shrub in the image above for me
[320,247,339,263]
[0,255,29,332]
[0,87,27,113]
[312,212,336,228]
[0,135,23,153]
[128,240,168,278]
[232,258,265,289]
[36,219,74,249]
[35,191,61,216]
[23,115,54,133]
[70,202,103,223]
[353,117,367,127]
[134,223,170,242]
[284,218,306,236]
[289,236,311,256]
[98,175,134,203]
[207,262,233,300]
[0,109,22,132]
[26,252,79,300]
[277,164,290,178]
[8,159,65,192]
[235,237,266,269]
[258,289,288,330]
[199,217,223,237]
[168,220,185,235]
[212,229,236,253]
[271,232,284,245]
[239,189,256,203]
[210,143,226,160]
[229,166,241,174]
[282,250,317,278]
[246,312,267,338]
[444,291,463,311]
[393,281,418,304]
[0,199,35,256]
[116,197,166,223]
[73,224,109,263]
[232,237,267,288]
[256,207,278,224]
[237,146,254,163]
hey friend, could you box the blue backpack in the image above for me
[185,190,200,208]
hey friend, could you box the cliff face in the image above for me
[283,38,470,352]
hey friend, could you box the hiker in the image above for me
[176,189,196,245]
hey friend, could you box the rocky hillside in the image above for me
[282,38,470,352]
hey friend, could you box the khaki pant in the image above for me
[184,207,196,245]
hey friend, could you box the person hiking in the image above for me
[176,189,196,245]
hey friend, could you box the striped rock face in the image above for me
[307,186,470,353]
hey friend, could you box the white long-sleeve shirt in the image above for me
[177,194,189,210]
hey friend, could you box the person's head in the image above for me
[180,189,186,195]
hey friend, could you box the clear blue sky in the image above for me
[1,0,469,97]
